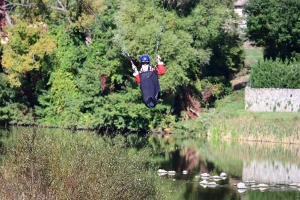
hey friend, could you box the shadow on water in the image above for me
[155,137,300,200]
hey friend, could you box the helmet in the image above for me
[140,55,150,63]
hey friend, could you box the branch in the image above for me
[4,0,72,23]
[56,0,71,23]
[189,108,200,117]
[5,11,13,26]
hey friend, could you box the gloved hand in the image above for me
[156,55,161,63]
[132,62,137,71]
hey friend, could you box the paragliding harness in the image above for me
[139,67,161,108]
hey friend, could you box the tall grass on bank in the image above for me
[0,127,162,200]
[208,117,300,144]
[208,90,300,144]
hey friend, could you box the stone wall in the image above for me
[245,87,300,113]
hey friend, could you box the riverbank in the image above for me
[208,90,300,144]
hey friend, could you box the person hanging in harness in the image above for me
[132,55,166,108]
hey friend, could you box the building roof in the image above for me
[235,0,247,6]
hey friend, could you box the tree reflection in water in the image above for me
[157,139,300,200]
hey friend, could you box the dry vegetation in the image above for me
[0,128,162,200]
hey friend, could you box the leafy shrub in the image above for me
[250,59,300,88]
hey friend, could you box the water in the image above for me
[1,127,300,199]
[156,138,300,200]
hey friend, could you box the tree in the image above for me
[244,0,300,60]
[0,0,245,130]
[1,20,56,87]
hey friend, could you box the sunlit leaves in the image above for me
[0,0,245,129]
[1,21,56,86]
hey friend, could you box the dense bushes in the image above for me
[0,127,162,199]
[249,59,300,88]
[0,0,244,131]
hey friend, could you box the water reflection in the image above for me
[243,161,300,184]
[157,138,300,200]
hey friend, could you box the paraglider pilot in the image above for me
[132,55,166,108]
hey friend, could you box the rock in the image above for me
[220,172,227,177]
[168,171,176,176]
[157,169,168,176]
[237,182,247,189]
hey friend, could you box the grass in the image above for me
[245,48,263,60]
[208,90,300,144]
[0,127,163,200]
[244,44,263,67]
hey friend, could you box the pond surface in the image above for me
[156,138,300,200]
[1,127,300,200]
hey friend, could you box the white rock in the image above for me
[289,183,298,187]
[200,180,208,185]
[245,180,255,184]
[220,172,227,177]
[201,173,210,177]
[257,183,268,188]
[168,171,176,176]
[237,182,247,189]
[208,181,217,185]
[157,169,167,173]
[238,188,247,193]
[208,184,217,188]
[201,176,211,180]
[157,169,168,176]
[259,187,268,192]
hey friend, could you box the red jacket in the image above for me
[133,63,166,83]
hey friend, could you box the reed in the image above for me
[208,116,300,144]
[0,127,163,200]
[208,90,300,144]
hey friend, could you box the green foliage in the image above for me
[0,127,162,199]
[250,59,300,88]
[0,0,245,131]
[244,0,300,60]
[0,75,15,123]
[180,0,245,77]
[1,21,56,87]
[0,75,36,125]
